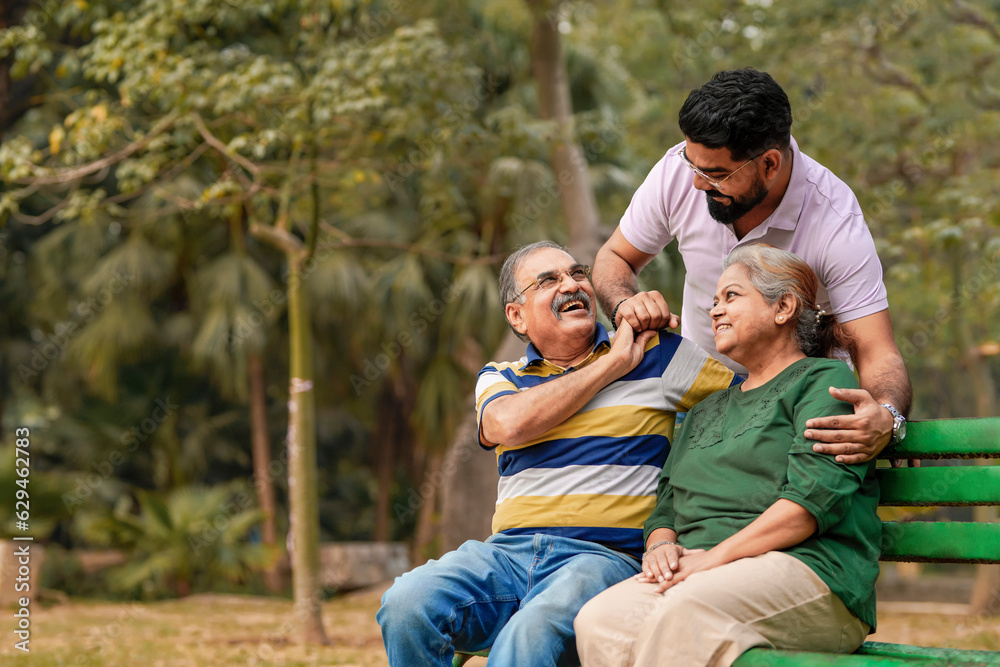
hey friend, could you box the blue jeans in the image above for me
[377,533,641,667]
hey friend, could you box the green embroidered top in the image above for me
[644,357,881,630]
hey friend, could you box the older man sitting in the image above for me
[377,241,737,667]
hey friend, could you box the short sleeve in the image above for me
[814,214,888,323]
[620,151,677,256]
[778,361,873,533]
[657,334,738,412]
[643,447,678,543]
[475,365,519,450]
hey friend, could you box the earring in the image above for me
[777,316,785,323]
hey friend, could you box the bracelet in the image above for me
[643,539,679,557]
[610,298,629,330]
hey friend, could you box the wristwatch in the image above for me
[881,404,907,446]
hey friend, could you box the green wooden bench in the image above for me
[455,417,1000,666]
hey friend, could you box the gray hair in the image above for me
[498,241,567,342]
[723,244,855,360]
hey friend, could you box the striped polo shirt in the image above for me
[475,324,738,558]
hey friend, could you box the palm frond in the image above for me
[83,233,175,300]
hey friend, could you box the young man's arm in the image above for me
[480,324,656,448]
[593,228,679,332]
[804,309,912,464]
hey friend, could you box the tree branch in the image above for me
[10,188,76,225]
[949,0,1000,42]
[250,222,305,256]
[14,109,181,186]
[191,112,262,183]
[318,222,504,265]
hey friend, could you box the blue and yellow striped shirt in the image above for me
[475,324,738,558]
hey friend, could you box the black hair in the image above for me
[678,68,792,161]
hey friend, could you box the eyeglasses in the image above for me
[515,265,591,300]
[677,144,770,189]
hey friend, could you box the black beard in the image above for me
[705,178,768,224]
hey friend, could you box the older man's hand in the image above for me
[607,321,658,379]
[614,291,679,333]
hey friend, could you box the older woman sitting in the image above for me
[574,244,881,667]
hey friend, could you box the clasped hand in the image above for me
[614,291,679,332]
[606,321,657,378]
[637,544,722,594]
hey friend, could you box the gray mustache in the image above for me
[551,290,592,317]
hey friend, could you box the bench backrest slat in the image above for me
[877,466,1000,506]
[887,418,1000,459]
[880,521,1000,563]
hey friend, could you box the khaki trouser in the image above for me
[574,551,869,667]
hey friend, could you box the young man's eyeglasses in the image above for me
[677,144,770,189]
[515,265,591,300]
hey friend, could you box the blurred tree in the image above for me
[75,483,270,598]
[0,0,526,637]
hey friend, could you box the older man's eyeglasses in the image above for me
[677,144,770,189]
[515,265,591,300]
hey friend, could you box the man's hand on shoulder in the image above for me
[804,387,893,464]
[613,291,679,333]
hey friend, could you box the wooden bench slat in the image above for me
[857,641,1000,663]
[734,651,936,665]
[881,521,1000,563]
[887,418,1000,459]
[877,466,1000,506]
[735,642,1000,666]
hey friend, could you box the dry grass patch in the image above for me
[2,587,997,666]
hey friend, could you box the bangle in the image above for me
[610,298,629,330]
[643,539,679,557]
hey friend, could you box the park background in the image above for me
[1,0,999,664]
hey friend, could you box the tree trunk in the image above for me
[248,352,283,593]
[529,0,603,264]
[435,0,604,557]
[372,382,399,542]
[412,452,444,566]
[286,256,329,645]
[438,332,523,553]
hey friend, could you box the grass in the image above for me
[2,586,998,666]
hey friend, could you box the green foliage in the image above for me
[74,483,273,599]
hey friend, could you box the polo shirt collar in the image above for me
[523,322,611,370]
[762,136,805,233]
